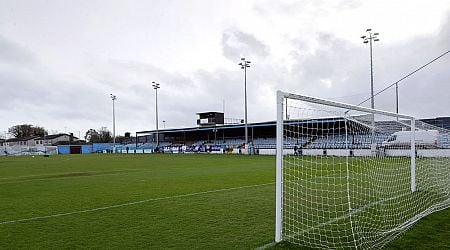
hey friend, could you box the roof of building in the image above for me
[137,116,450,136]
[136,118,346,135]
[36,133,79,140]
[6,136,39,142]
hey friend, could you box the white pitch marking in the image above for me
[0,182,275,225]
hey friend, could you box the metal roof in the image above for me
[136,118,346,135]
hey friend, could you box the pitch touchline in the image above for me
[0,182,275,225]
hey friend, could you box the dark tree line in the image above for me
[7,124,131,144]
[84,127,132,143]
[8,124,47,139]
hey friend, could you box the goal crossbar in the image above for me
[279,91,414,120]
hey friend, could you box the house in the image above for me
[5,137,40,147]
[35,133,79,146]
[3,133,79,147]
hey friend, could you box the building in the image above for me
[3,133,79,147]
[135,116,450,150]
[196,112,225,127]
[35,133,79,146]
[421,117,450,130]
[5,137,40,146]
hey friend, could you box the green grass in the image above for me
[0,154,276,249]
[0,154,449,249]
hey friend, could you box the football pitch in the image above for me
[0,154,449,249]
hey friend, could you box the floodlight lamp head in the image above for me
[366,28,371,32]
[241,57,245,61]
[374,32,379,35]
[363,40,368,44]
[374,38,380,41]
[152,81,160,89]
[361,35,366,39]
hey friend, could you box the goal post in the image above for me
[275,91,284,243]
[274,90,450,249]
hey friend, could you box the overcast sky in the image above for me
[1,0,449,138]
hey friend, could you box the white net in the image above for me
[276,92,450,249]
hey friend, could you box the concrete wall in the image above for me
[418,149,450,157]
[58,145,70,155]
[92,143,113,152]
[81,145,93,154]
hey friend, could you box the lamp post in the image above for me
[396,82,399,120]
[163,120,166,129]
[110,94,117,153]
[3,131,7,154]
[213,128,217,145]
[152,81,160,147]
[238,57,251,149]
[361,29,380,110]
[43,129,47,154]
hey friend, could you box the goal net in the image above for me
[275,91,450,249]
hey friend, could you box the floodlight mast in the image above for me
[152,81,161,148]
[361,29,380,110]
[238,57,251,152]
[361,29,380,140]
[110,94,117,153]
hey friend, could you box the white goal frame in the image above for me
[275,90,417,243]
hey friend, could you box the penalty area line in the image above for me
[0,182,275,225]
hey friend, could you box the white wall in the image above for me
[418,149,450,157]
[353,149,372,157]
[327,149,350,156]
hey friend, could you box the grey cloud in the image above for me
[284,12,450,118]
[336,0,362,10]
[0,35,37,66]
[253,0,321,17]
[222,28,270,61]
[1,6,449,135]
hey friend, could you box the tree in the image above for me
[98,127,112,143]
[8,124,47,139]
[85,127,112,143]
[85,129,100,143]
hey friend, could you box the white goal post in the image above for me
[275,90,450,249]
